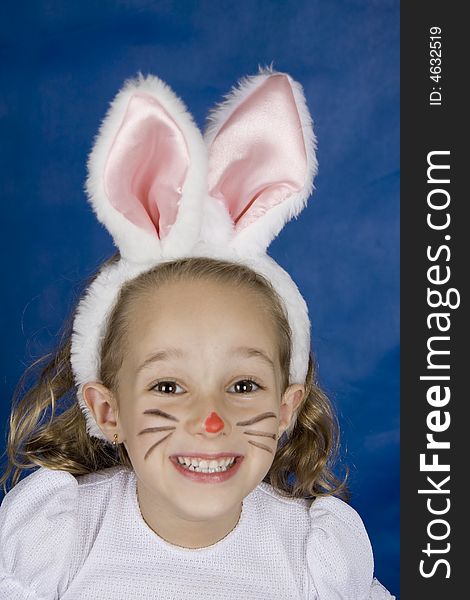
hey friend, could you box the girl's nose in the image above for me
[204,411,225,433]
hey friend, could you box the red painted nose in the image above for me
[204,412,224,433]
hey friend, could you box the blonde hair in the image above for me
[1,255,348,500]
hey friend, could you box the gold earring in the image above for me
[112,433,119,446]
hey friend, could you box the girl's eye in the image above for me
[228,379,262,394]
[151,380,185,395]
[150,379,263,395]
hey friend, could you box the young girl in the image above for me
[0,69,395,599]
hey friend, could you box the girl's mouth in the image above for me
[170,455,243,483]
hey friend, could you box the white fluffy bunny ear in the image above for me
[203,67,318,255]
[85,72,207,263]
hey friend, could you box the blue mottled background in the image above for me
[0,0,399,595]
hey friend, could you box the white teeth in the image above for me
[176,456,237,473]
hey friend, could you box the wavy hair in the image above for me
[1,255,348,500]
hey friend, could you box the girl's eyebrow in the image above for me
[136,346,275,375]
[233,346,275,373]
[137,348,186,375]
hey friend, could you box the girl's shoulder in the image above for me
[305,495,396,599]
[0,464,128,523]
[254,483,395,599]
[254,480,364,526]
[0,465,130,599]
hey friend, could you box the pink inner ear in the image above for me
[104,93,189,239]
[208,75,307,232]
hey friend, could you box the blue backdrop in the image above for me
[0,0,399,594]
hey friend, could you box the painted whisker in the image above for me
[247,440,274,454]
[244,430,276,440]
[236,412,277,427]
[144,432,174,460]
[143,408,179,421]
[139,426,176,435]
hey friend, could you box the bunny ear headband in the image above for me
[70,66,318,442]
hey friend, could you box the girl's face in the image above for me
[85,278,303,543]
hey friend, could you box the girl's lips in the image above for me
[170,456,244,483]
[170,452,242,459]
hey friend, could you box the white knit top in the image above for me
[0,466,395,599]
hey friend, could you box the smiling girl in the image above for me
[83,258,312,552]
[0,69,394,599]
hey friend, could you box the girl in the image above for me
[0,69,395,599]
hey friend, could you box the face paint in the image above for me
[138,407,279,462]
[236,411,277,454]
[140,408,179,460]
[204,411,225,433]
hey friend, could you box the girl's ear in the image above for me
[85,73,207,262]
[82,382,121,443]
[204,69,317,254]
[278,385,305,436]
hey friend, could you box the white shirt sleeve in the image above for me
[305,495,396,599]
[0,467,78,600]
